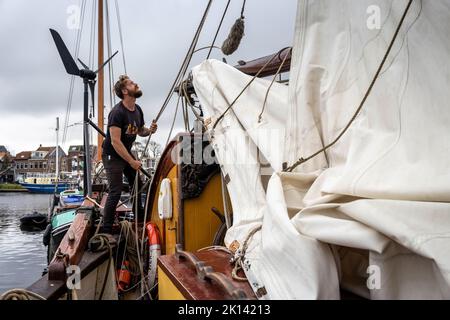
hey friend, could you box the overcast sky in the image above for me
[0,0,297,155]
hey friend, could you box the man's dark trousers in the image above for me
[102,154,144,233]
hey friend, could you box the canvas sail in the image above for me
[192,0,450,299]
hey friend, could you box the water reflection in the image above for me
[0,193,49,294]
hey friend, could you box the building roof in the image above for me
[37,146,54,152]
[68,145,83,152]
[68,145,97,154]
[14,151,32,160]
[0,145,7,153]
[44,146,67,159]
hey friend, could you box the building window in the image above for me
[43,163,46,169]
[24,164,28,169]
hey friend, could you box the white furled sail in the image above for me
[193,0,450,299]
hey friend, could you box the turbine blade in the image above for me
[49,29,80,76]
[88,81,96,115]
[95,51,118,74]
[77,58,90,70]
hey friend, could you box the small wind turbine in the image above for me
[49,28,117,196]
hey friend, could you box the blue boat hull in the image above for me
[60,195,84,206]
[20,183,70,194]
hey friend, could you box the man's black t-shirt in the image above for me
[102,102,145,159]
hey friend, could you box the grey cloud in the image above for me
[1,0,297,153]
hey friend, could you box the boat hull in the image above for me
[20,183,70,194]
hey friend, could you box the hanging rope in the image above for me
[212,47,291,131]
[284,0,414,172]
[180,79,208,133]
[230,224,261,281]
[63,0,87,145]
[117,220,142,277]
[133,172,151,299]
[207,0,231,59]
[139,0,213,161]
[194,45,221,55]
[88,233,114,300]
[88,0,97,69]
[114,0,127,74]
[257,47,292,123]
[153,0,213,123]
[221,0,247,55]
[105,0,115,109]
[165,95,182,145]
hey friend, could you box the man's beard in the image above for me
[132,89,143,98]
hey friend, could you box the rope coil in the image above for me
[0,289,46,300]
[230,225,261,281]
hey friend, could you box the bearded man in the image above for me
[101,75,157,234]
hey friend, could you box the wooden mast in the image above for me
[97,0,104,161]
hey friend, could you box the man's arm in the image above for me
[137,127,151,137]
[110,126,141,170]
[137,121,158,137]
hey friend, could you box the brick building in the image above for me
[13,145,67,181]
[0,145,14,183]
[67,145,97,175]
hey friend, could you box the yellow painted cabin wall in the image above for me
[183,173,224,252]
[150,165,226,255]
[157,266,185,300]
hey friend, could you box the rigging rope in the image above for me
[212,47,291,131]
[114,0,127,74]
[153,0,213,123]
[284,0,414,172]
[88,0,97,70]
[105,0,115,110]
[139,0,213,161]
[63,0,87,145]
[133,172,151,299]
[165,95,182,146]
[207,0,231,59]
[257,47,292,123]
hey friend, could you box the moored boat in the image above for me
[59,189,84,207]
[19,211,48,230]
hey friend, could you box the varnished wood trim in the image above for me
[158,256,193,299]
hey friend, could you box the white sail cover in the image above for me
[192,0,450,299]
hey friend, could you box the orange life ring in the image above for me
[146,222,161,289]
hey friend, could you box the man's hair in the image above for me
[114,75,129,99]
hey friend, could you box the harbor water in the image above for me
[0,193,49,294]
